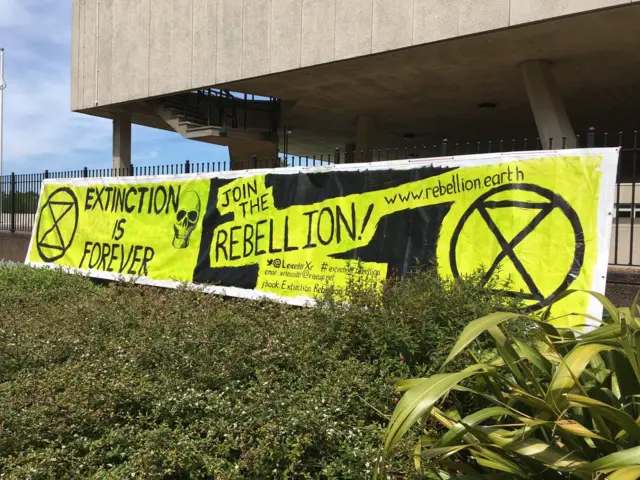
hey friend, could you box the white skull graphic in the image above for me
[173,190,201,249]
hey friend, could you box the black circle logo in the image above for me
[449,183,584,311]
[36,188,79,263]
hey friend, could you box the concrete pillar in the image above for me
[113,112,132,172]
[229,138,279,170]
[344,143,356,164]
[355,115,376,161]
[519,60,576,149]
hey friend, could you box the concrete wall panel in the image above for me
[72,0,636,107]
[170,0,194,93]
[81,0,97,109]
[0,232,30,263]
[216,0,243,83]
[335,0,373,60]
[458,0,510,35]
[372,0,413,53]
[71,0,80,110]
[242,0,271,78]
[149,0,172,97]
[510,0,630,25]
[129,0,150,100]
[413,0,459,44]
[111,0,131,104]
[301,0,335,67]
[97,0,114,106]
[76,0,86,110]
[271,0,302,72]
[191,0,217,88]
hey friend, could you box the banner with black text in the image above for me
[26,149,619,326]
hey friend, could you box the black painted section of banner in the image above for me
[193,166,456,289]
[332,204,452,275]
[193,177,260,289]
[267,167,453,209]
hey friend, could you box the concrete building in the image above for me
[70,0,640,170]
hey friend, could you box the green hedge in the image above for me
[0,265,519,479]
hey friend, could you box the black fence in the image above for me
[1,127,638,266]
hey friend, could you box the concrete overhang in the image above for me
[76,3,640,156]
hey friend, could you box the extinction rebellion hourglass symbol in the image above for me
[35,188,80,263]
[449,183,585,311]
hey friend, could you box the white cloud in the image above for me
[0,0,71,43]
[4,66,112,159]
[0,0,114,172]
[0,0,227,174]
[133,149,159,163]
[0,0,32,28]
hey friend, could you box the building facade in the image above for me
[70,0,640,168]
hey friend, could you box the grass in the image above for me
[0,264,520,479]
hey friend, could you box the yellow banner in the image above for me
[27,149,619,325]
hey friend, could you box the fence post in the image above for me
[252,155,257,169]
[44,169,49,179]
[440,138,448,157]
[587,127,596,148]
[129,162,135,176]
[185,159,191,174]
[83,166,88,178]
[334,147,340,165]
[10,172,16,233]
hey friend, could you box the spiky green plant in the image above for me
[380,291,640,479]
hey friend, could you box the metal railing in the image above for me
[1,127,638,266]
[164,88,281,133]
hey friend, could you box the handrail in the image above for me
[162,89,281,132]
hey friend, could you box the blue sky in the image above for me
[0,0,230,175]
